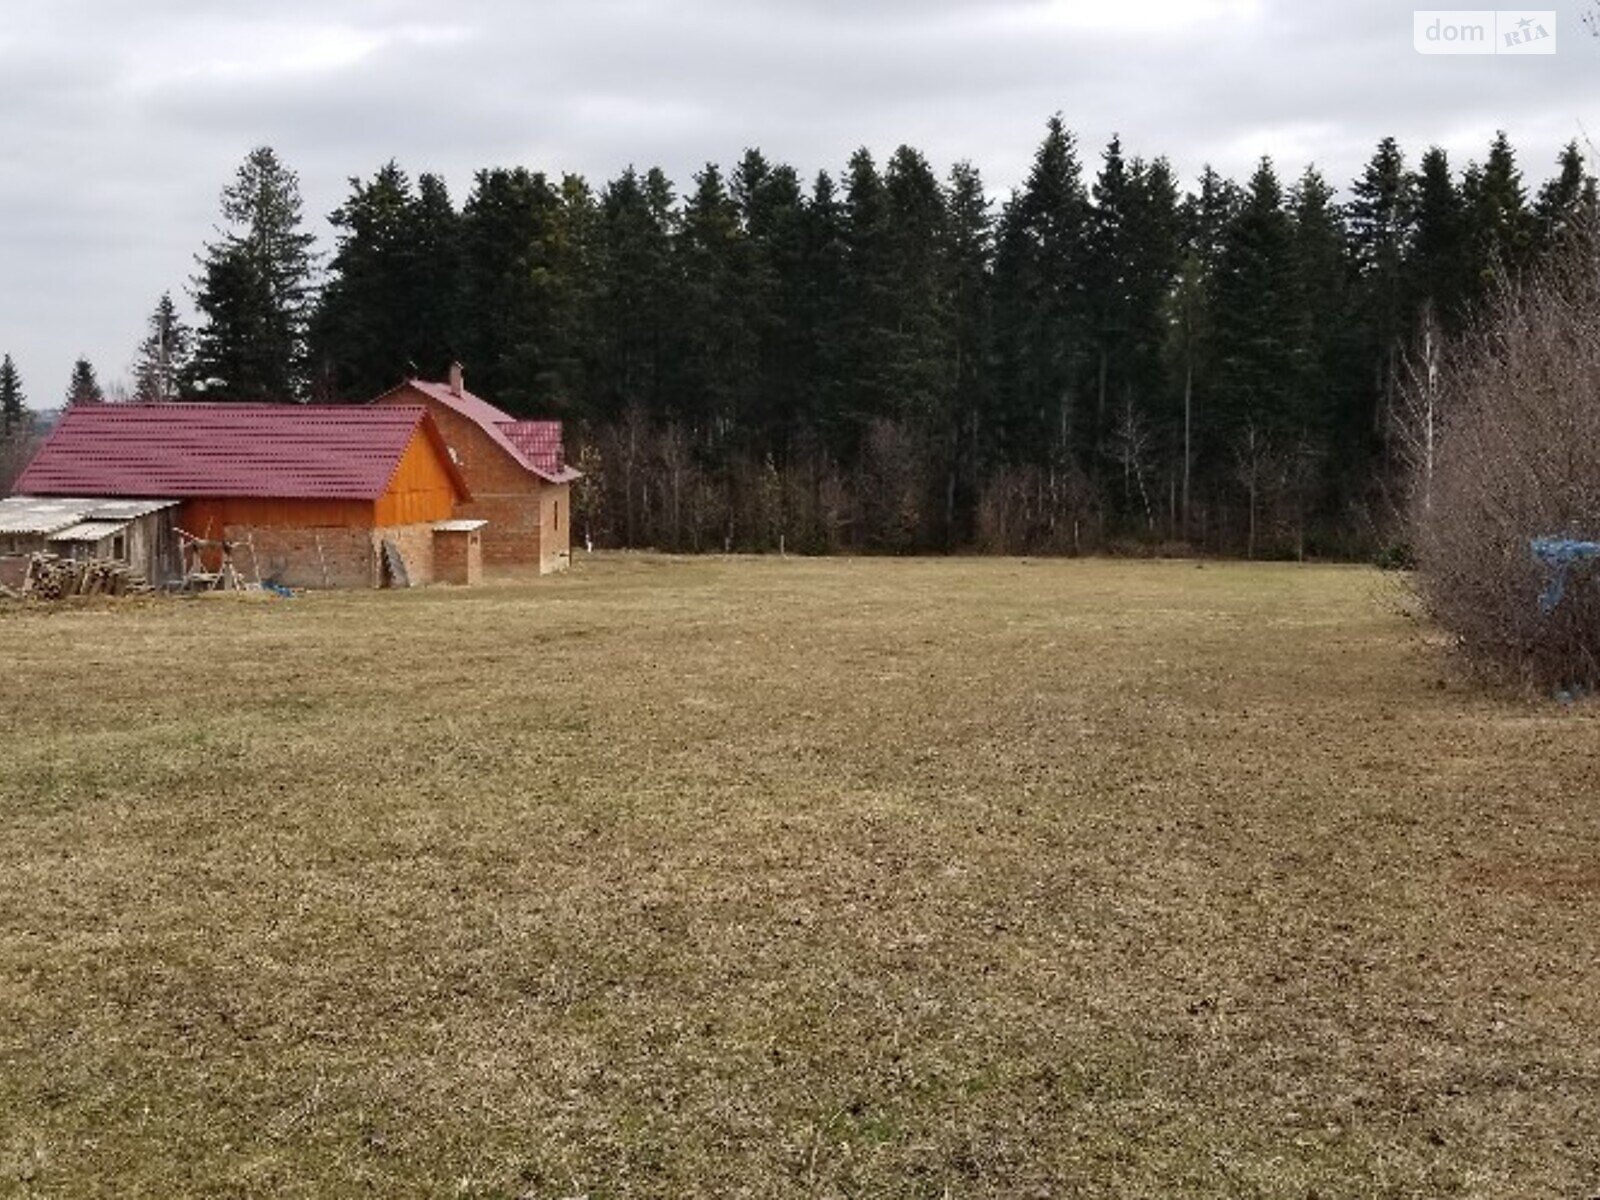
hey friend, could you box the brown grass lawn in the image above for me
[1,556,1598,1198]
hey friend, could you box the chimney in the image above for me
[448,362,464,396]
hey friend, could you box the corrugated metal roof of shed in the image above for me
[47,520,129,542]
[0,496,90,535]
[82,498,181,520]
[0,495,177,535]
[14,404,445,501]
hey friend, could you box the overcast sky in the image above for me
[2,0,1597,408]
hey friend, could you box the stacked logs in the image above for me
[0,553,152,600]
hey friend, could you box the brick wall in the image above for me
[227,524,373,588]
[434,529,482,585]
[222,522,439,589]
[380,523,435,586]
[456,492,544,568]
[537,483,572,575]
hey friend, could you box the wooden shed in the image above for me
[0,496,181,585]
[13,404,474,589]
[371,365,580,574]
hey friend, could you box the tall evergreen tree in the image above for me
[1349,137,1414,286]
[1409,147,1468,331]
[1534,140,1596,253]
[1167,166,1240,533]
[1287,167,1357,532]
[672,162,751,438]
[548,172,601,419]
[1087,135,1135,447]
[1210,161,1305,555]
[132,293,192,403]
[1186,165,1241,268]
[1348,137,1415,430]
[592,166,677,421]
[457,167,569,412]
[65,357,104,406]
[188,147,318,400]
[408,173,463,376]
[733,151,809,453]
[942,161,993,543]
[798,170,850,452]
[311,161,421,399]
[1462,130,1533,295]
[991,116,1092,465]
[1289,168,1350,436]
[1118,157,1181,423]
[839,148,896,439]
[1210,158,1300,441]
[881,145,952,429]
[0,354,24,439]
[1085,148,1179,526]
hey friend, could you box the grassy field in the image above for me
[1,556,1597,1198]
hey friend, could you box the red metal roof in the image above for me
[14,403,469,502]
[375,379,581,484]
[403,378,518,426]
[500,420,566,476]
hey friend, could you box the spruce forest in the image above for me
[171,121,1600,557]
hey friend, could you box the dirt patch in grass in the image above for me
[2,556,1598,1197]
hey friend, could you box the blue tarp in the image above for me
[1530,537,1600,614]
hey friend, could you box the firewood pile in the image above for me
[0,553,152,600]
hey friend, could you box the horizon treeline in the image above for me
[25,120,1600,557]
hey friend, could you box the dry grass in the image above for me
[1,555,1597,1198]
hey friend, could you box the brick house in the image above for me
[13,403,476,588]
[371,366,579,573]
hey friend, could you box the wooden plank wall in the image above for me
[374,428,461,526]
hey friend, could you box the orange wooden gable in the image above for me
[375,424,465,525]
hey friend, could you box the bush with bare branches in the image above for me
[1410,230,1600,688]
[975,461,1100,555]
[0,427,41,495]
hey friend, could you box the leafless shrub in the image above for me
[860,419,924,553]
[975,460,1099,555]
[1231,421,1276,560]
[0,424,42,494]
[1411,228,1600,687]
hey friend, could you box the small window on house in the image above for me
[112,534,126,561]
[554,500,560,531]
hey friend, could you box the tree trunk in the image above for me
[1182,356,1193,539]
[1097,348,1108,432]
[1247,480,1257,560]
[945,466,957,552]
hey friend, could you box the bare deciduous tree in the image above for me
[1108,393,1157,531]
[1394,301,1446,518]
[1232,421,1275,560]
[1412,226,1600,687]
